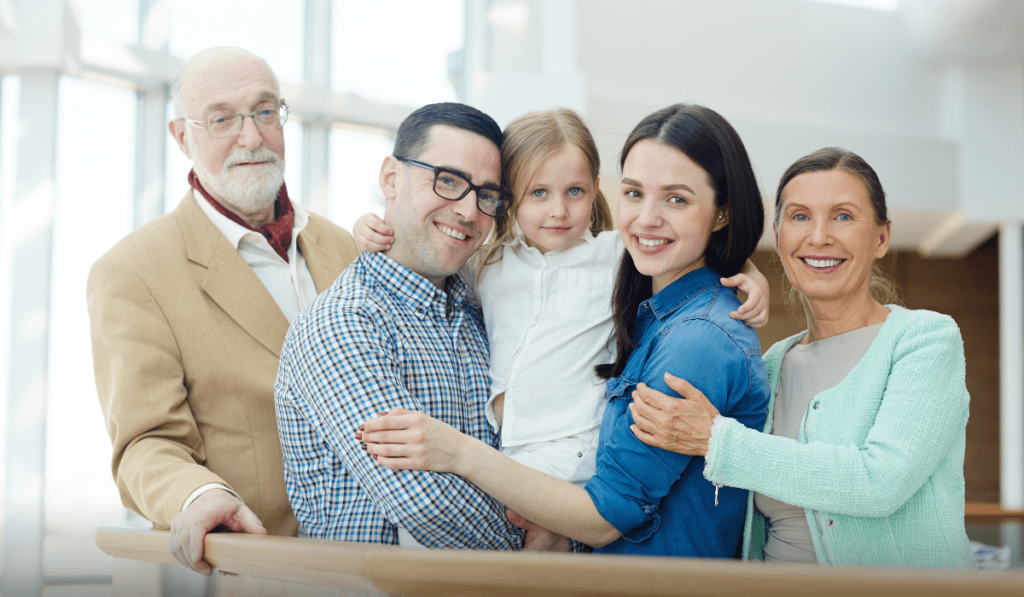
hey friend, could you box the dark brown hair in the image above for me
[597,104,764,380]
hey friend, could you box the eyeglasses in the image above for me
[396,157,511,218]
[183,101,289,138]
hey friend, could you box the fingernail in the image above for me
[358,424,364,431]
[360,444,368,451]
[355,433,362,441]
[665,372,677,379]
[378,411,389,416]
[372,454,378,460]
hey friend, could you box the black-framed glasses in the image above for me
[396,156,511,218]
[183,101,290,138]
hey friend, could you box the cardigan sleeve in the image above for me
[704,313,968,518]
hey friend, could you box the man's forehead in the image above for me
[182,53,279,114]
[421,125,501,182]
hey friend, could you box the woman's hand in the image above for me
[352,212,394,252]
[359,408,468,474]
[722,260,770,328]
[629,373,721,457]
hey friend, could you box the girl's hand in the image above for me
[359,408,467,474]
[506,510,570,552]
[722,260,769,328]
[629,373,720,457]
[353,212,394,252]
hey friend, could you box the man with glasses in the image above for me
[87,47,359,576]
[275,103,526,550]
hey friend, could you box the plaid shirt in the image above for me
[275,251,523,549]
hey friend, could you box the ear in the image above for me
[874,221,891,259]
[712,208,729,233]
[169,119,191,158]
[379,156,400,220]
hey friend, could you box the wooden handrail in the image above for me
[965,503,1024,524]
[96,527,1024,597]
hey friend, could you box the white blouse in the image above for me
[469,229,622,447]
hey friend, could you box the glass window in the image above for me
[0,76,21,532]
[327,127,393,232]
[167,0,304,84]
[331,0,463,106]
[45,76,136,578]
[78,0,141,45]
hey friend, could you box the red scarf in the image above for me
[189,169,294,262]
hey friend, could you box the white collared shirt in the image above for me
[472,229,622,446]
[184,193,319,512]
[195,193,318,323]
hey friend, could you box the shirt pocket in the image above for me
[555,268,614,321]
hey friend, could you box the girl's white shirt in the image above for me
[464,228,622,447]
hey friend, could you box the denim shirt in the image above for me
[584,267,769,557]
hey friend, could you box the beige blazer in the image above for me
[88,191,359,535]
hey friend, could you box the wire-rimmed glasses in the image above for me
[183,101,290,138]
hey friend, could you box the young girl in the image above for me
[354,108,768,495]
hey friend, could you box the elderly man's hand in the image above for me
[629,373,721,457]
[168,489,266,576]
[506,510,571,552]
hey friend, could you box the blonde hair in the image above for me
[478,109,613,275]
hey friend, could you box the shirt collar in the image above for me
[196,189,310,251]
[506,225,597,253]
[644,267,723,320]
[362,251,467,314]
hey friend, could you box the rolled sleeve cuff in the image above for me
[585,478,661,544]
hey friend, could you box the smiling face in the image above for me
[381,125,501,287]
[514,144,597,253]
[617,140,727,295]
[170,50,286,215]
[775,169,890,304]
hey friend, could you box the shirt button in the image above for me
[812,401,820,410]
[826,518,836,527]
[577,452,583,458]
[416,307,425,315]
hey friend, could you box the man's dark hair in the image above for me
[393,102,503,160]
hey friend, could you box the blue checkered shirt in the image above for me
[275,251,524,549]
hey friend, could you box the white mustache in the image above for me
[224,148,281,170]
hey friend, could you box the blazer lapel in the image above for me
[298,218,344,293]
[177,191,291,357]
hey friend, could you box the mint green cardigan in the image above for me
[704,307,974,567]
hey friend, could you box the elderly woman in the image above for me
[629,147,973,567]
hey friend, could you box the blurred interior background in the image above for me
[1,0,1023,594]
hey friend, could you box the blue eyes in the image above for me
[529,187,586,199]
[792,213,853,221]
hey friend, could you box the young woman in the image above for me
[359,104,771,557]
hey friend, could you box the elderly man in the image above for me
[275,103,526,549]
[87,47,358,576]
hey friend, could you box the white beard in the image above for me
[188,130,286,213]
